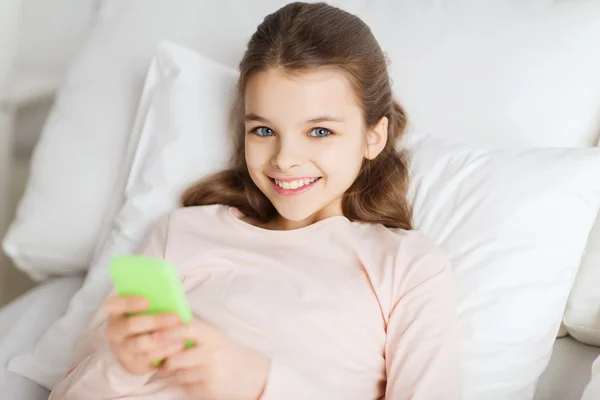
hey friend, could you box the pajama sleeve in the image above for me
[384,248,462,399]
[49,216,171,399]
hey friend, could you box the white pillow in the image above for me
[0,276,84,388]
[11,43,600,399]
[7,42,237,390]
[406,133,600,399]
[564,139,600,345]
[5,0,600,279]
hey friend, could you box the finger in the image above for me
[129,356,158,375]
[152,320,216,344]
[108,314,181,343]
[121,332,156,352]
[105,317,136,343]
[174,367,206,385]
[122,319,183,352]
[111,345,154,375]
[156,367,172,378]
[144,341,188,366]
[163,346,205,371]
[104,296,148,316]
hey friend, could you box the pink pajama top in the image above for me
[50,204,461,399]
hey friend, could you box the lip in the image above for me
[269,177,321,196]
[269,176,319,182]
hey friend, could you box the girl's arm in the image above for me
[49,216,171,399]
[385,251,462,399]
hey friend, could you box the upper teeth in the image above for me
[274,177,318,189]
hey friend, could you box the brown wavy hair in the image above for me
[182,2,412,230]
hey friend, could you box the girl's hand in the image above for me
[103,296,185,375]
[155,319,271,400]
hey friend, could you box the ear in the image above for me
[364,116,388,160]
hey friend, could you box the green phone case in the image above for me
[109,255,195,365]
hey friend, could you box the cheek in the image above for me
[245,140,270,172]
[317,138,364,180]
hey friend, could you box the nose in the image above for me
[271,136,303,171]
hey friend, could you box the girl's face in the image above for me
[244,67,387,228]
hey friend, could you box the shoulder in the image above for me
[145,205,236,268]
[146,204,231,247]
[350,223,452,309]
[352,223,449,274]
[167,204,226,223]
[391,228,449,268]
[160,204,233,234]
[391,229,451,290]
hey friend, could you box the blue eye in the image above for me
[252,127,275,137]
[309,127,333,137]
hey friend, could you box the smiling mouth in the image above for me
[269,177,322,195]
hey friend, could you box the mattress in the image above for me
[1,277,599,399]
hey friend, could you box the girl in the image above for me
[50,2,461,399]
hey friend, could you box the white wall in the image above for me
[0,0,21,231]
[0,0,20,82]
[15,0,97,71]
[0,0,23,304]
[9,0,98,155]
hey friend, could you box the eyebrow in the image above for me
[244,113,345,124]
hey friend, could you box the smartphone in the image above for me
[109,254,195,364]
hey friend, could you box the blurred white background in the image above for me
[0,0,97,305]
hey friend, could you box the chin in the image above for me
[272,202,317,222]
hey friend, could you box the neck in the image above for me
[271,199,344,231]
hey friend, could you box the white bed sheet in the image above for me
[0,275,83,400]
[1,276,599,400]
